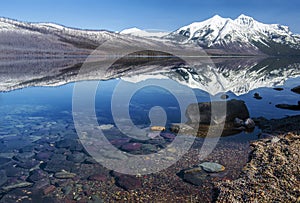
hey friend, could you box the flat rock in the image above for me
[54,171,76,179]
[180,167,208,186]
[35,151,53,161]
[67,152,86,163]
[88,174,107,182]
[98,124,114,130]
[112,172,142,190]
[121,143,142,152]
[160,133,176,140]
[27,169,49,182]
[199,162,225,173]
[2,181,33,191]
[43,159,74,173]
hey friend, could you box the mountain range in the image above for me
[1,14,300,56]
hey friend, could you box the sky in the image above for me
[0,0,300,33]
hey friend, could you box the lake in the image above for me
[0,56,299,202]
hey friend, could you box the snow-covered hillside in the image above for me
[165,14,300,55]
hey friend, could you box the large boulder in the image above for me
[186,99,249,125]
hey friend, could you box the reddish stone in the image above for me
[121,143,142,152]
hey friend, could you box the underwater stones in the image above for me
[121,143,142,152]
[88,174,107,182]
[141,144,158,153]
[56,138,83,151]
[35,151,52,161]
[43,159,74,173]
[180,167,207,186]
[27,169,48,182]
[67,152,86,163]
[234,118,244,127]
[109,138,131,148]
[199,162,225,173]
[160,133,176,140]
[186,99,250,125]
[254,92,262,100]
[2,181,33,191]
[54,171,76,179]
[16,159,40,169]
[291,85,300,94]
[112,172,142,190]
[147,132,160,139]
[43,185,56,195]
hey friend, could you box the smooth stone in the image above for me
[199,162,225,173]
[16,160,40,169]
[13,152,35,161]
[43,185,56,195]
[180,167,208,186]
[43,159,74,173]
[113,173,142,190]
[54,171,76,179]
[2,181,33,191]
[88,174,107,182]
[141,144,157,153]
[62,185,72,195]
[147,132,160,139]
[121,143,142,152]
[109,138,131,148]
[160,133,176,140]
[35,151,52,161]
[27,169,48,182]
[67,153,86,163]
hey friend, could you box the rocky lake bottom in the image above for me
[0,76,299,202]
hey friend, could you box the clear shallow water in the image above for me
[0,75,299,202]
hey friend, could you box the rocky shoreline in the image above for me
[215,116,300,202]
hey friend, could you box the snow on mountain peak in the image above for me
[120,27,169,38]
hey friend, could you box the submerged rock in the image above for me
[54,171,76,179]
[186,99,249,125]
[0,170,7,187]
[112,172,142,190]
[98,124,114,130]
[199,162,225,173]
[121,143,142,152]
[2,181,33,191]
[179,167,208,186]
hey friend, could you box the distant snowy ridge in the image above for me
[120,27,169,38]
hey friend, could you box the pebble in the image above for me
[199,162,225,173]
[98,124,114,130]
[180,167,207,186]
[43,185,56,195]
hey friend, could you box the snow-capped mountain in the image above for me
[120,27,169,38]
[165,14,300,55]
